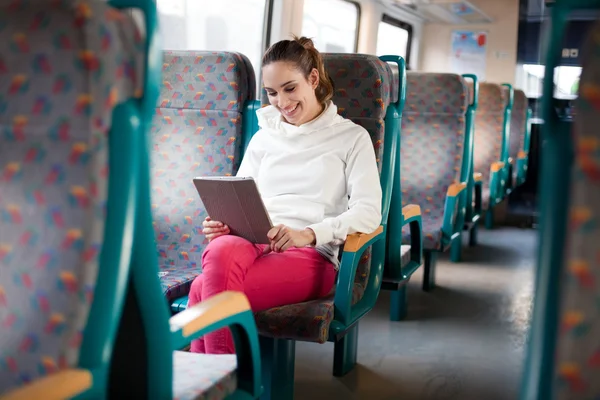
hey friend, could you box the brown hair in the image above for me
[262,35,334,106]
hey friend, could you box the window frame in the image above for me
[262,0,274,54]
[346,0,361,53]
[379,13,413,65]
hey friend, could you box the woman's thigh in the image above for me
[243,248,336,312]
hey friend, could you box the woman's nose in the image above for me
[278,95,291,109]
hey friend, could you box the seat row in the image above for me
[124,50,532,397]
[0,1,533,398]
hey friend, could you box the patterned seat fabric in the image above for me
[256,54,394,342]
[509,89,528,180]
[151,51,255,301]
[471,82,506,210]
[0,1,143,393]
[553,26,600,399]
[173,351,237,400]
[399,73,468,251]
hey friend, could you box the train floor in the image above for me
[294,226,536,400]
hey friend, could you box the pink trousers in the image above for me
[188,235,337,354]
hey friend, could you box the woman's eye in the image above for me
[267,92,276,97]
[285,87,295,93]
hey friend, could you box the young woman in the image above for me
[188,36,383,354]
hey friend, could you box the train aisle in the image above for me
[294,227,536,400]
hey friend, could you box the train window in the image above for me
[520,64,581,99]
[156,0,269,73]
[554,66,581,99]
[376,15,413,63]
[302,0,360,53]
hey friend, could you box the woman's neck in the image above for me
[292,102,325,127]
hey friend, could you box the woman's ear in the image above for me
[309,68,320,89]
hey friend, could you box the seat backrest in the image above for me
[259,53,394,304]
[323,54,395,303]
[472,82,506,190]
[401,73,468,228]
[509,89,528,160]
[552,24,600,399]
[151,51,255,300]
[0,1,144,393]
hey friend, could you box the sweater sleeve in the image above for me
[235,132,262,179]
[307,127,383,246]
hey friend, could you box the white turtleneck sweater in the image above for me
[236,101,382,266]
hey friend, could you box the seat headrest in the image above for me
[260,53,393,120]
[405,72,468,115]
[159,51,256,111]
[475,82,506,114]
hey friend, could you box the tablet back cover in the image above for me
[193,177,272,244]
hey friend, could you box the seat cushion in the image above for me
[254,294,335,344]
[254,245,412,343]
[173,351,237,400]
[403,215,444,250]
[161,267,202,301]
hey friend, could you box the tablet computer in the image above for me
[192,176,273,245]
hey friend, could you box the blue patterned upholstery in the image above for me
[151,51,255,301]
[552,25,600,399]
[173,351,237,400]
[471,82,505,210]
[0,0,143,394]
[255,54,394,342]
[400,73,468,250]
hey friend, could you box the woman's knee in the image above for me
[201,235,257,275]
[203,235,251,260]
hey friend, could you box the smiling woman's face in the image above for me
[262,61,323,126]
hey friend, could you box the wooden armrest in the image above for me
[517,150,527,159]
[170,291,250,337]
[473,172,483,182]
[402,204,421,220]
[491,161,505,172]
[344,225,384,253]
[1,369,92,400]
[447,182,467,196]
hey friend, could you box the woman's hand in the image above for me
[202,217,230,242]
[265,225,316,253]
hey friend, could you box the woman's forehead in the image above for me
[262,62,304,87]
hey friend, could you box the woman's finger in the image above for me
[267,225,284,241]
[271,226,288,244]
[206,232,225,241]
[281,239,295,252]
[203,220,224,228]
[273,235,291,252]
[203,226,228,235]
